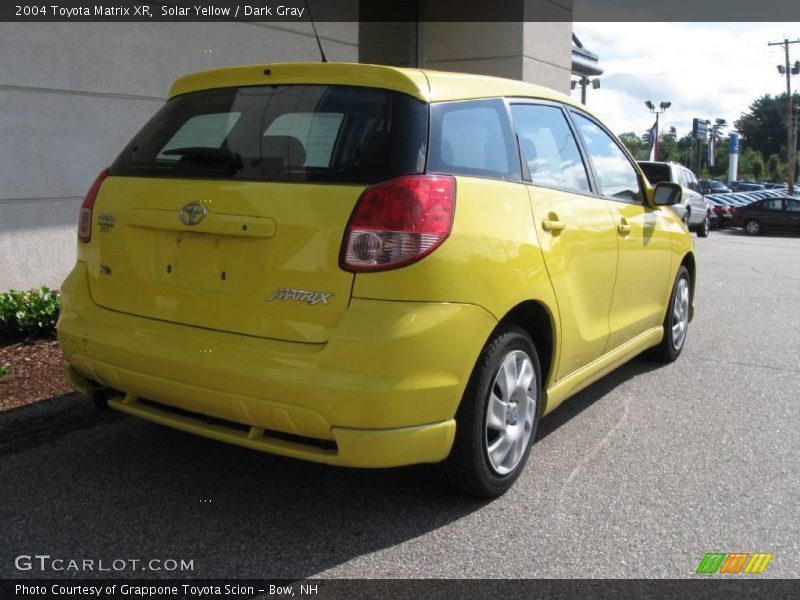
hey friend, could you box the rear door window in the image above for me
[428,98,520,181]
[112,85,427,184]
[510,103,591,194]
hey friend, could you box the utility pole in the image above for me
[768,37,800,195]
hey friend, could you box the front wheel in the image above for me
[697,214,710,237]
[647,266,691,363]
[440,325,541,498]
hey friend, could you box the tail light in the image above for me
[78,169,110,243]
[340,175,456,272]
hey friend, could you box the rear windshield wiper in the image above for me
[162,147,244,171]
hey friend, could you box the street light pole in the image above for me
[572,76,601,105]
[768,37,800,195]
[645,100,671,161]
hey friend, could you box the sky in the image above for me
[570,22,800,140]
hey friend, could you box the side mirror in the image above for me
[653,182,682,206]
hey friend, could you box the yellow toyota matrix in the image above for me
[58,63,694,497]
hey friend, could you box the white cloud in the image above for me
[572,22,800,140]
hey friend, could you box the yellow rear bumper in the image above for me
[58,262,495,467]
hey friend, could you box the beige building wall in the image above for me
[420,21,572,94]
[0,22,358,290]
[360,1,573,93]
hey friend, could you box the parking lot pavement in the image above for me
[1,229,798,579]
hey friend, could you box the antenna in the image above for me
[303,0,328,63]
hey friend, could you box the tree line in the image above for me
[618,92,800,182]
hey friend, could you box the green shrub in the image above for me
[0,364,9,378]
[0,287,61,340]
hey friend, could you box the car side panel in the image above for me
[525,186,618,380]
[606,202,674,351]
[351,176,562,379]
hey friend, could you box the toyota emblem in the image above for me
[179,202,208,226]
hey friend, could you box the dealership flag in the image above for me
[648,121,658,161]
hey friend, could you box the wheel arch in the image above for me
[496,300,556,393]
[680,251,697,321]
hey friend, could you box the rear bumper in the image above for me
[57,262,496,467]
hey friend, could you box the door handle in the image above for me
[617,218,631,235]
[542,220,566,232]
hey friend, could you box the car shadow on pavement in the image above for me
[537,355,662,441]
[0,394,486,580]
[0,355,662,580]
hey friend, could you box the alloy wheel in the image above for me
[671,277,690,350]
[484,350,537,475]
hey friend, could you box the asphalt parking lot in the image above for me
[1,229,798,579]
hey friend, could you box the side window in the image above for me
[428,98,520,180]
[510,104,591,194]
[678,169,690,189]
[762,199,782,211]
[571,112,643,202]
[690,173,701,193]
[786,200,800,212]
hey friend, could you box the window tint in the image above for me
[510,104,591,193]
[159,112,241,160]
[785,200,800,212]
[112,85,427,184]
[761,199,782,210]
[428,99,520,180]
[572,113,642,201]
[264,112,344,168]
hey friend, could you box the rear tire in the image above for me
[647,266,691,363]
[697,214,710,238]
[440,324,541,498]
[744,219,763,236]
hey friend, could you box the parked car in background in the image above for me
[638,161,711,237]
[733,197,800,235]
[699,179,731,194]
[729,181,765,193]
[704,195,734,228]
[56,62,695,498]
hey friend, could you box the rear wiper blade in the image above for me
[162,147,243,169]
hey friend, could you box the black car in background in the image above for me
[728,181,765,193]
[700,179,731,194]
[733,197,800,235]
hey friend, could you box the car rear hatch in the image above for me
[88,80,428,343]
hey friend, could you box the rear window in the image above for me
[111,85,427,184]
[638,163,672,185]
